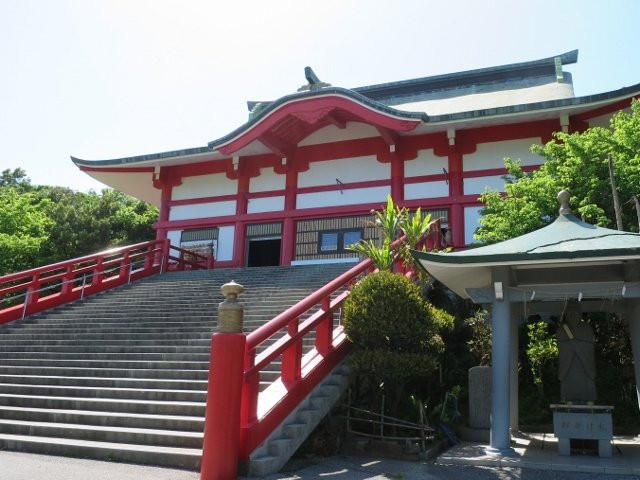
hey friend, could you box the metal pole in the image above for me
[608,155,624,230]
[80,274,87,301]
[380,395,385,438]
[21,290,30,321]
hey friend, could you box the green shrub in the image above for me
[343,271,453,417]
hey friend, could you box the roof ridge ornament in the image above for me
[558,189,572,215]
[297,66,331,92]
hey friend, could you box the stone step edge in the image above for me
[0,382,206,396]
[0,418,203,439]
[0,374,207,385]
[0,404,204,422]
[0,393,205,408]
[0,433,202,469]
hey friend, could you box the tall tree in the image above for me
[0,174,158,274]
[475,100,640,244]
[0,189,52,274]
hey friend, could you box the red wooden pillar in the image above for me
[448,150,465,248]
[281,166,297,266]
[234,167,249,267]
[154,175,173,242]
[390,153,404,203]
[201,281,246,480]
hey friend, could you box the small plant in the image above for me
[465,310,492,366]
[526,320,558,396]
[373,195,405,240]
[348,196,437,273]
[399,207,435,248]
[347,237,396,271]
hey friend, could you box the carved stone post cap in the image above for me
[558,190,572,215]
[218,281,245,333]
[221,280,245,298]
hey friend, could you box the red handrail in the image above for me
[236,220,447,460]
[0,239,214,324]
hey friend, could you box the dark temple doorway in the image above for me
[247,237,281,267]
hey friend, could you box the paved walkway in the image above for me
[2,450,640,480]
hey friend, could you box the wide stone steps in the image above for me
[0,351,211,361]
[0,263,351,469]
[0,383,207,402]
[0,374,208,390]
[0,365,209,380]
[0,419,203,448]
[0,433,202,469]
[0,405,203,431]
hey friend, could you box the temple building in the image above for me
[72,50,640,267]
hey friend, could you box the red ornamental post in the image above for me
[201,281,246,480]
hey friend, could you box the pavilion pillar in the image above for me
[488,266,514,455]
[625,300,640,411]
[509,304,519,434]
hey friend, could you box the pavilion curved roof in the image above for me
[412,206,640,299]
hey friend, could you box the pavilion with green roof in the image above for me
[412,191,640,455]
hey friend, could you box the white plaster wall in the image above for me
[249,167,286,193]
[463,138,543,171]
[404,149,448,177]
[464,206,484,245]
[404,181,449,200]
[587,113,614,128]
[166,230,182,248]
[247,196,285,214]
[171,173,238,200]
[298,156,389,188]
[298,122,380,146]
[463,175,506,195]
[394,82,574,116]
[169,201,236,221]
[297,186,390,209]
[216,226,234,261]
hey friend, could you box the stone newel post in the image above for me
[201,281,246,480]
[217,281,245,333]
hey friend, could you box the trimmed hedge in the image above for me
[343,271,453,381]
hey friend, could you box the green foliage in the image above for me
[344,271,453,417]
[0,188,52,274]
[0,168,30,189]
[348,196,436,273]
[0,170,158,275]
[464,310,492,366]
[347,238,396,271]
[399,207,434,248]
[373,195,404,240]
[526,321,558,391]
[475,100,640,243]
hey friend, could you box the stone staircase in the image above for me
[0,263,351,470]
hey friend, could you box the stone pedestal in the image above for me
[551,404,613,458]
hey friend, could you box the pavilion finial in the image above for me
[558,190,572,215]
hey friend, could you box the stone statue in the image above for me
[557,302,597,403]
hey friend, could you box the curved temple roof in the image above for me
[71,49,640,170]
[71,88,428,168]
[412,200,640,299]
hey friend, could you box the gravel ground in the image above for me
[1,450,639,480]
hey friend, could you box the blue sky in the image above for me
[1,0,639,192]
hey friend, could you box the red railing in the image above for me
[0,239,213,324]
[238,258,371,459]
[199,220,448,479]
[237,222,446,459]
